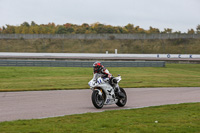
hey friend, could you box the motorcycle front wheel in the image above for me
[116,88,127,107]
[91,90,104,109]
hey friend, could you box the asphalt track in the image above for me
[0,87,200,122]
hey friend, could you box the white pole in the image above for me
[115,49,117,54]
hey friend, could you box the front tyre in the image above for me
[116,88,127,107]
[91,90,104,109]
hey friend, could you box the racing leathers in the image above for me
[92,67,112,83]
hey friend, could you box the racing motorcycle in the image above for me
[88,75,127,109]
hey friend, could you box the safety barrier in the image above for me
[0,60,165,67]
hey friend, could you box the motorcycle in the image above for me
[88,75,127,109]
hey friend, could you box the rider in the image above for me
[92,61,112,82]
[92,61,124,98]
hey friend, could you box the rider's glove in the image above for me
[108,74,112,79]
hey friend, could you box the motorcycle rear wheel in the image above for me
[91,90,104,109]
[116,88,127,107]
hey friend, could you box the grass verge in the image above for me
[1,39,200,54]
[0,64,200,91]
[0,103,200,133]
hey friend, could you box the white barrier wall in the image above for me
[0,52,200,59]
[156,54,200,58]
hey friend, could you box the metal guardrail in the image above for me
[0,34,199,40]
[0,60,165,67]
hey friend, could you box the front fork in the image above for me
[93,88,103,96]
[114,84,120,93]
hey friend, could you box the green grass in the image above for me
[0,64,200,91]
[1,39,200,54]
[0,103,200,133]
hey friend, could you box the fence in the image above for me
[0,33,200,40]
[0,60,165,67]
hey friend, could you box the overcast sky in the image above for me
[0,0,199,33]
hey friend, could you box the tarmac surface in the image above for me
[0,87,200,122]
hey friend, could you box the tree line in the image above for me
[0,21,200,34]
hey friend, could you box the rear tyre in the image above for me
[116,88,127,107]
[91,90,104,109]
